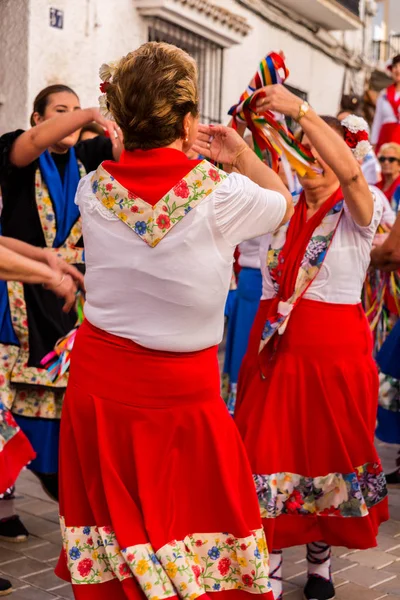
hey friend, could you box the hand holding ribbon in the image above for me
[228,52,316,177]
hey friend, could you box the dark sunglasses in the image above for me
[379,156,400,164]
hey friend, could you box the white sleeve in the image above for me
[370,185,396,226]
[213,172,287,247]
[74,172,95,206]
[361,153,381,185]
[371,93,385,145]
[344,187,383,238]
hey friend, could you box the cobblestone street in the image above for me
[2,448,400,599]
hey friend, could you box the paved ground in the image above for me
[0,454,399,599]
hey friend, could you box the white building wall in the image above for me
[0,0,30,133]
[217,1,348,119]
[27,0,145,128]
[0,0,369,132]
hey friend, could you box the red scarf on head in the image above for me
[275,186,343,302]
[386,85,400,122]
[377,174,400,202]
[103,148,202,207]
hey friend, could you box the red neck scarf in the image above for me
[103,148,201,206]
[277,186,343,302]
[386,84,400,122]
[377,174,400,201]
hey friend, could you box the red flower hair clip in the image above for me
[341,115,372,160]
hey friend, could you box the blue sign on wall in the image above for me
[50,8,64,29]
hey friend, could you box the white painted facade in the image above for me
[0,0,373,133]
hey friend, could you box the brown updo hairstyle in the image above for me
[105,42,199,150]
[30,84,79,127]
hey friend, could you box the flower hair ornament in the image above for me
[340,115,372,161]
[98,60,120,119]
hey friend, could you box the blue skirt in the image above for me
[14,415,60,474]
[222,267,262,415]
[376,320,400,444]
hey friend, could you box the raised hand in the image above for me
[90,108,123,152]
[192,124,248,166]
[255,84,302,119]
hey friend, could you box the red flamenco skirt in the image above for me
[235,299,389,552]
[376,122,400,153]
[0,399,35,494]
[55,320,273,600]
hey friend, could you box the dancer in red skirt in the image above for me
[371,54,400,153]
[55,42,294,600]
[235,86,389,600]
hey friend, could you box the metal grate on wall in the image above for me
[148,18,224,124]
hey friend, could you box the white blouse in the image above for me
[238,237,262,270]
[260,192,383,305]
[371,89,400,145]
[78,172,287,352]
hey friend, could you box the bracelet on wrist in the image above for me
[43,274,65,289]
[232,146,249,169]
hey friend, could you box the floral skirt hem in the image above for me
[262,499,389,550]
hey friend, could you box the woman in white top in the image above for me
[234,87,388,600]
[54,42,293,600]
[371,54,400,152]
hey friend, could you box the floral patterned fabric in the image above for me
[60,517,271,597]
[379,373,400,412]
[0,166,86,418]
[255,461,387,519]
[91,161,227,248]
[260,199,344,352]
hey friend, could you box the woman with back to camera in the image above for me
[54,42,293,600]
[0,84,121,507]
[235,85,389,600]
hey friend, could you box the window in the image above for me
[148,18,223,124]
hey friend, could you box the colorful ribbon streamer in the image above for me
[40,291,85,381]
[363,225,400,354]
[228,52,316,176]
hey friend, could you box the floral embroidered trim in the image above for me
[35,163,86,253]
[379,373,400,412]
[3,166,87,394]
[260,199,344,351]
[255,461,387,519]
[6,281,69,389]
[91,161,227,248]
[60,517,271,597]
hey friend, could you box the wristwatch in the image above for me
[296,101,310,122]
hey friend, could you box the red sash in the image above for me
[377,174,400,202]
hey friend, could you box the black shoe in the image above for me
[31,471,59,502]
[0,515,29,543]
[0,578,12,596]
[385,469,400,486]
[304,576,335,600]
[0,487,15,501]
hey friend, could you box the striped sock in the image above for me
[306,541,332,582]
[269,549,283,600]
